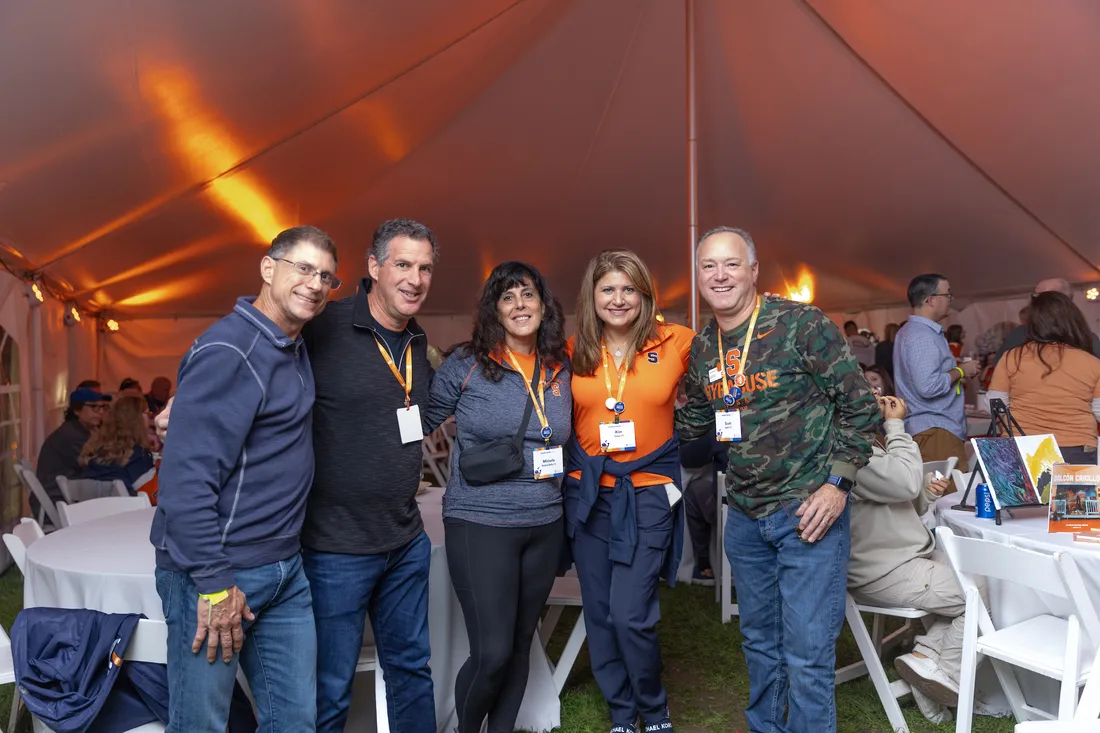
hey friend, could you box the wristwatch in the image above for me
[826,475,854,493]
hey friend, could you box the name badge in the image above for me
[708,367,723,383]
[396,404,424,444]
[599,421,637,453]
[533,446,564,479]
[715,410,742,442]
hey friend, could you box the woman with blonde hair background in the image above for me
[80,394,156,494]
[565,250,693,733]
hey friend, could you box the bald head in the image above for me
[1034,278,1073,297]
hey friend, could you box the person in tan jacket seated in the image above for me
[848,393,964,723]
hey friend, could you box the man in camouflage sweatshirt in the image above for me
[675,227,880,733]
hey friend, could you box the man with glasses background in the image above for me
[894,274,978,469]
[35,386,112,517]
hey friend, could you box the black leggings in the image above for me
[445,516,564,733]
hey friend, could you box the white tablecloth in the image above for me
[23,502,560,732]
[934,494,1100,715]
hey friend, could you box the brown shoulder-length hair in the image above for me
[80,395,153,467]
[1010,291,1094,377]
[573,250,661,377]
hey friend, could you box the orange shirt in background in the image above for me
[989,343,1100,447]
[568,323,694,487]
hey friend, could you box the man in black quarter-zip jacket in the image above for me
[300,219,439,733]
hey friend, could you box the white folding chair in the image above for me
[835,594,929,733]
[31,619,166,733]
[715,472,738,622]
[540,576,587,693]
[3,519,45,574]
[0,622,22,733]
[56,494,151,527]
[56,476,129,501]
[421,428,450,486]
[939,527,1100,731]
[356,643,391,733]
[1015,673,1100,731]
[13,465,61,531]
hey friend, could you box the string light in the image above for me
[70,307,81,323]
[106,319,120,332]
[30,283,43,302]
[1087,288,1099,301]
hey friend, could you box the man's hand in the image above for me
[927,476,951,497]
[795,483,849,543]
[155,397,173,440]
[878,396,907,421]
[959,360,980,379]
[192,586,255,663]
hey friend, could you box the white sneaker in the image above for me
[910,687,953,724]
[895,653,960,707]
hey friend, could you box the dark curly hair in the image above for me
[453,261,567,382]
[1011,291,1095,377]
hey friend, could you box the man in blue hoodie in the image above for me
[151,225,339,733]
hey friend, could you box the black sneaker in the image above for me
[643,720,673,733]
[609,726,636,733]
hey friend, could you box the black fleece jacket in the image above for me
[300,278,434,554]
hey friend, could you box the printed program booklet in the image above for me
[1049,464,1100,534]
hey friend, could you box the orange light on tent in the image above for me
[106,319,120,332]
[786,267,815,304]
[70,307,81,323]
[30,283,44,302]
[143,66,288,242]
[1088,287,1099,301]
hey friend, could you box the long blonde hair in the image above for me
[573,250,661,377]
[80,395,153,467]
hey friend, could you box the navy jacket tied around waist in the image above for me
[565,435,684,586]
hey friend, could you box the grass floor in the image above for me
[0,570,1016,733]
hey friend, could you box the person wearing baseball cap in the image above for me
[34,386,111,517]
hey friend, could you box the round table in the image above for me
[24,508,160,616]
[22,501,561,733]
[934,493,1100,716]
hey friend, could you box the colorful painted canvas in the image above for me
[971,437,1042,509]
[1049,464,1100,533]
[1013,434,1063,503]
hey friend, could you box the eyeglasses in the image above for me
[928,291,953,301]
[273,259,341,290]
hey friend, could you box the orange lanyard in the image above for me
[374,338,412,408]
[505,349,552,444]
[601,343,628,422]
[717,296,761,408]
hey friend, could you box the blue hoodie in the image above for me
[150,297,315,593]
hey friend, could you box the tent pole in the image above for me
[686,0,699,330]
[29,302,45,456]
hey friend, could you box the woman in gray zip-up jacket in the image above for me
[424,261,571,733]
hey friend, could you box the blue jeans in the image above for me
[155,554,317,733]
[725,500,850,733]
[303,531,434,733]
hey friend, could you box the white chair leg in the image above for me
[1058,615,1080,721]
[540,605,563,648]
[844,596,909,733]
[551,614,587,694]
[376,665,390,733]
[9,686,21,733]
[956,591,980,733]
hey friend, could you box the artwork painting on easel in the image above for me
[971,437,1042,510]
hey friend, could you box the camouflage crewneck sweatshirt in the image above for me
[675,297,881,518]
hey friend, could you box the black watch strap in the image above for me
[826,475,854,493]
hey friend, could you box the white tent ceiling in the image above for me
[2,0,1099,321]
